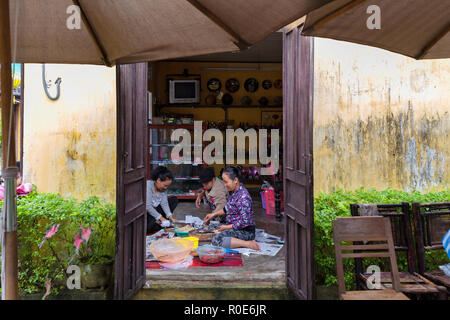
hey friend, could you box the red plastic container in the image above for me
[262,188,284,215]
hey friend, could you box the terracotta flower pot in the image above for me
[80,262,113,290]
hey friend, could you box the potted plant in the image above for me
[72,197,116,290]
[72,227,113,290]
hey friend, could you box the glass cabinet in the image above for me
[147,124,206,199]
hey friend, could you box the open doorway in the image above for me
[115,24,315,300]
[143,31,288,299]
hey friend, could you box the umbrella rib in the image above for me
[303,0,368,33]
[72,0,112,67]
[416,22,450,59]
[185,0,249,51]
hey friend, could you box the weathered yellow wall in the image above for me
[313,39,450,194]
[23,64,117,203]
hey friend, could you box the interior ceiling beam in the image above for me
[186,0,251,51]
[72,0,112,66]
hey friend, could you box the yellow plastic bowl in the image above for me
[177,237,199,249]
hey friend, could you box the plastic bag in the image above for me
[161,220,170,228]
[160,255,193,270]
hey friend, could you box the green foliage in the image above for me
[73,197,116,265]
[0,190,116,295]
[314,188,450,288]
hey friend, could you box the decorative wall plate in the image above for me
[222,93,233,105]
[258,96,269,106]
[205,94,216,105]
[207,78,222,92]
[274,79,282,89]
[262,80,272,90]
[244,78,259,92]
[225,78,240,93]
[240,95,252,106]
[274,96,283,106]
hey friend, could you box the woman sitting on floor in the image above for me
[146,166,179,234]
[204,166,261,251]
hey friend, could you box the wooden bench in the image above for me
[412,202,450,298]
[333,216,409,300]
[351,203,446,299]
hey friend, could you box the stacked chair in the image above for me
[333,216,409,300]
[412,202,450,297]
[331,201,450,300]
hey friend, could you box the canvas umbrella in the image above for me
[9,0,335,66]
[1,0,337,300]
[302,0,450,60]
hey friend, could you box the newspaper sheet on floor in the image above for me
[146,229,174,261]
[232,229,284,257]
[233,243,284,257]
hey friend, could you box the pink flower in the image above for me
[16,183,34,196]
[80,226,92,244]
[73,231,83,253]
[23,183,34,193]
[42,280,51,300]
[46,224,60,239]
[38,224,60,249]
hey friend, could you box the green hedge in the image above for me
[1,187,448,293]
[314,188,450,288]
[0,190,116,295]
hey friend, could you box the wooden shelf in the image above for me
[167,190,200,200]
[174,177,200,181]
[150,160,203,165]
[156,104,282,110]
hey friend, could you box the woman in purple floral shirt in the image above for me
[204,167,261,250]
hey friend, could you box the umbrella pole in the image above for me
[0,0,19,300]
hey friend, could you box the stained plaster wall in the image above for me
[313,38,449,194]
[23,64,117,203]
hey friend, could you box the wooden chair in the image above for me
[351,203,446,299]
[412,202,450,296]
[333,216,409,300]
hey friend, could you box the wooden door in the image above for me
[283,24,315,300]
[114,62,148,300]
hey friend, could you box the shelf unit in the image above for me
[155,104,282,122]
[156,104,283,109]
[147,123,207,200]
[151,105,283,191]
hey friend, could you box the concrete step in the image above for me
[134,280,296,300]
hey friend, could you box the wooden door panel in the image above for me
[115,62,148,300]
[283,23,314,300]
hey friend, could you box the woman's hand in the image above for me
[196,191,205,208]
[203,213,216,225]
[195,195,203,208]
[169,216,178,223]
[158,216,168,225]
[217,224,233,232]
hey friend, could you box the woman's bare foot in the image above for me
[229,238,262,250]
[246,240,261,251]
